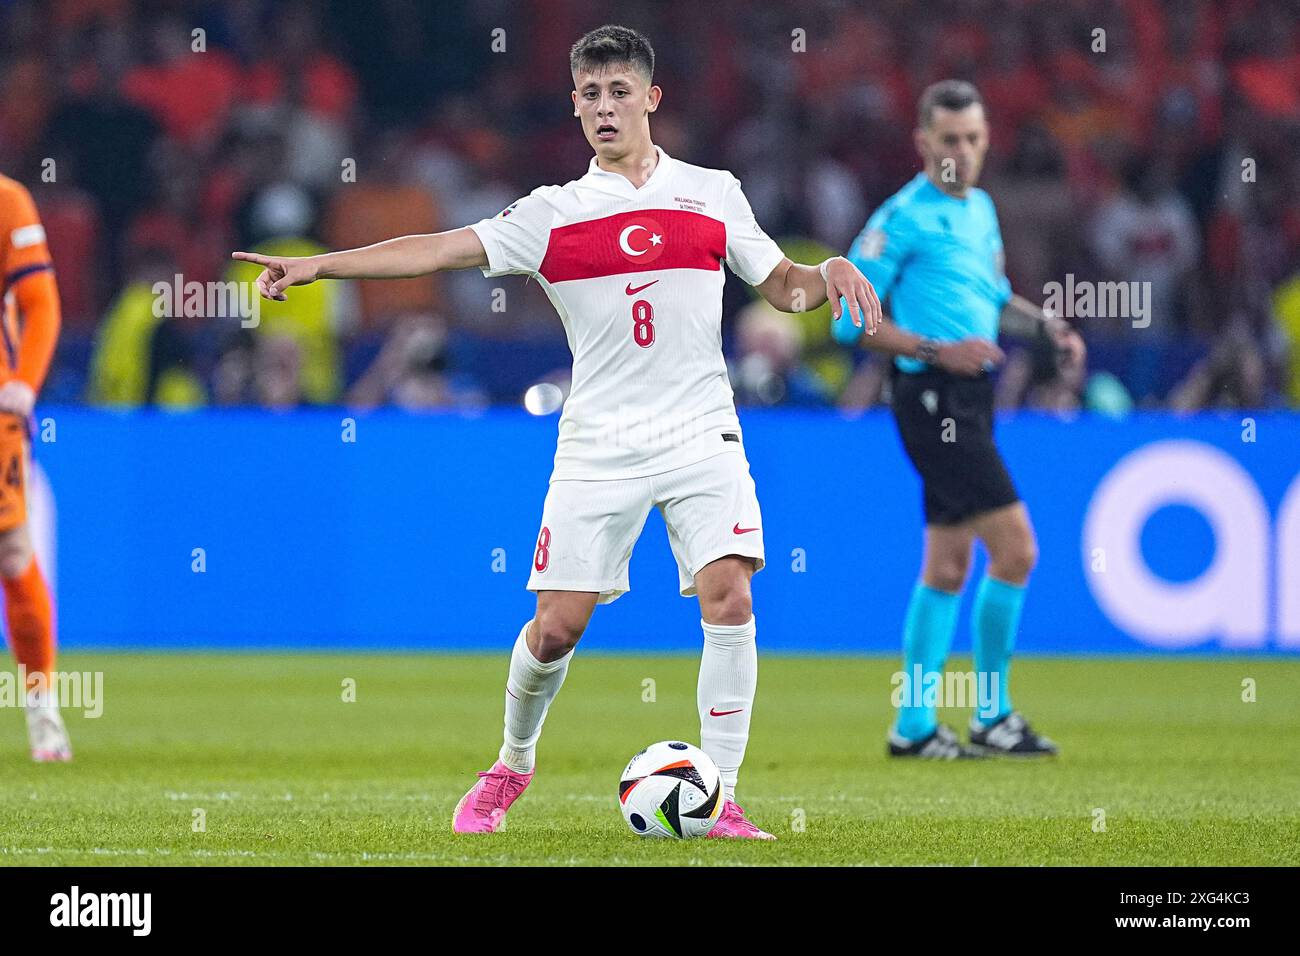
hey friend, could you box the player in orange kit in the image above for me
[0,173,69,762]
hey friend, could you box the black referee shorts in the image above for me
[889,366,1020,527]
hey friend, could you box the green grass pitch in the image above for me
[0,654,1296,866]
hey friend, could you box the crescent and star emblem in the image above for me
[618,224,664,257]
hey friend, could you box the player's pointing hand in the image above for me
[230,251,321,301]
[824,257,882,336]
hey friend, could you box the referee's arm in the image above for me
[860,319,1005,377]
[999,294,1087,367]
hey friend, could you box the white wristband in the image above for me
[819,258,834,281]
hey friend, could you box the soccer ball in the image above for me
[618,741,724,839]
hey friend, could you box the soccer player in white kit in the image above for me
[233,25,881,839]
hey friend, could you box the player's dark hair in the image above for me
[918,80,983,127]
[570,24,654,83]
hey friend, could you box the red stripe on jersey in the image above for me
[539,209,726,283]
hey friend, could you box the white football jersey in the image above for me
[469,147,786,481]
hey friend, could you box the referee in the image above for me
[834,80,1085,758]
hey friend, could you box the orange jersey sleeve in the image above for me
[0,175,61,392]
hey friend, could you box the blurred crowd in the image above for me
[1,0,1298,414]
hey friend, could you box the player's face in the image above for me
[916,104,989,195]
[571,66,660,161]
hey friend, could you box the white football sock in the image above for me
[25,677,58,711]
[499,620,572,773]
[697,615,757,802]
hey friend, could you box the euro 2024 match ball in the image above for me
[618,741,724,839]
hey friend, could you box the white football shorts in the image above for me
[526,448,765,603]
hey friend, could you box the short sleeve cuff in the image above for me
[749,243,788,287]
[467,220,509,278]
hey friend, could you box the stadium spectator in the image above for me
[2,0,1297,411]
[729,300,833,407]
[86,248,205,408]
[224,183,344,404]
[253,333,305,410]
[119,15,240,150]
[1089,159,1201,337]
[1275,270,1300,405]
[41,22,160,274]
[344,311,456,411]
[995,339,1134,418]
[1168,323,1274,410]
[322,132,443,330]
[210,326,257,407]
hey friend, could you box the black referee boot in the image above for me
[888,723,986,759]
[968,711,1059,756]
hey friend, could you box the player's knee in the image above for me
[0,538,32,579]
[991,536,1037,584]
[701,586,752,627]
[928,568,968,593]
[925,553,971,593]
[531,609,585,662]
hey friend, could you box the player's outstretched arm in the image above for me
[755,256,882,334]
[231,227,489,301]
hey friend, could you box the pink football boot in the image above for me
[706,800,776,840]
[452,760,534,833]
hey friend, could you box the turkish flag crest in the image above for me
[615,217,666,265]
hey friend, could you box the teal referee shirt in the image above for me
[845,173,1012,372]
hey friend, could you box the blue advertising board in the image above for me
[31,408,1300,654]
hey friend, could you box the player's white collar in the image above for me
[584,145,672,193]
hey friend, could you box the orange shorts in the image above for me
[0,414,28,533]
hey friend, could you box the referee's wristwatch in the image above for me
[915,338,941,367]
